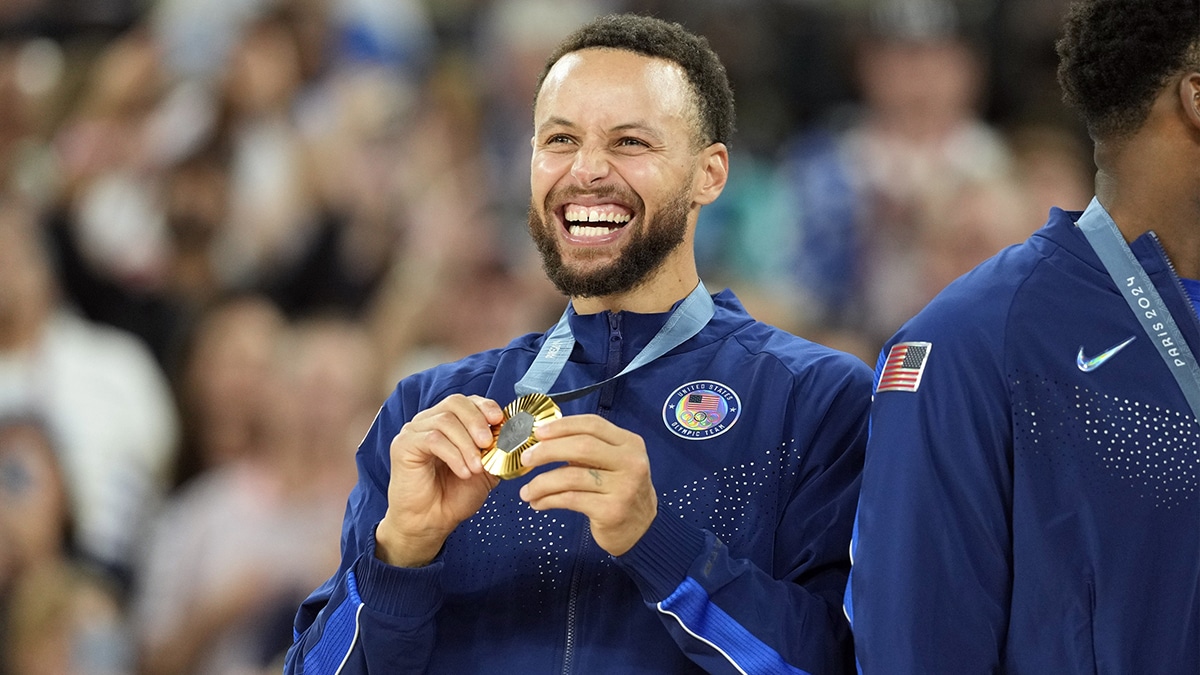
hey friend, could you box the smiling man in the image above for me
[285,14,871,674]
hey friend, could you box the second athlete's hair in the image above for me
[1057,0,1200,140]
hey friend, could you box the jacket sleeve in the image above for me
[615,358,871,675]
[845,318,1014,672]
[284,392,446,674]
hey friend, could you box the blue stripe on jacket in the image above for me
[303,571,364,673]
[659,577,812,675]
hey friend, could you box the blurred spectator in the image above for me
[691,150,797,324]
[0,416,132,675]
[281,316,385,464]
[132,315,376,675]
[51,7,426,363]
[173,295,286,487]
[916,172,1030,301]
[773,0,1013,351]
[0,198,178,583]
[285,64,414,319]
[54,27,168,290]
[215,11,319,293]
[159,141,233,312]
[47,27,186,363]
[0,37,65,206]
[49,133,230,369]
[205,5,432,321]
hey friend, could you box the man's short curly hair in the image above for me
[535,14,736,148]
[1057,0,1200,140]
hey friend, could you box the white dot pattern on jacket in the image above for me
[1014,373,1200,508]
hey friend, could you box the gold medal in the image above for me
[482,393,561,480]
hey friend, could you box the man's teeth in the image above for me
[564,206,632,237]
[569,225,617,237]
[564,206,632,224]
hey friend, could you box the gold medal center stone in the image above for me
[481,393,561,480]
[497,411,535,452]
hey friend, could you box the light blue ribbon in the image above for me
[1077,197,1200,420]
[514,281,715,402]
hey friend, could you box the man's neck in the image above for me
[1096,141,1200,280]
[1093,79,1200,279]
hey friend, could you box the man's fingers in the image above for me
[520,465,607,503]
[533,414,625,444]
[523,489,598,515]
[519,476,618,521]
[522,436,604,470]
[467,395,506,428]
[420,428,480,479]
[425,393,503,448]
[397,394,506,476]
[523,434,651,479]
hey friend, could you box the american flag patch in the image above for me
[684,393,721,412]
[876,342,932,393]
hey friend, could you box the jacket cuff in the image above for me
[352,528,443,618]
[615,503,708,603]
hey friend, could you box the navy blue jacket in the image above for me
[288,290,872,674]
[847,207,1200,672]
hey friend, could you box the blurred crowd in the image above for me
[0,0,1091,672]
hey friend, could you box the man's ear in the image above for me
[1179,72,1200,133]
[693,142,729,207]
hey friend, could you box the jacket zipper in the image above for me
[561,524,589,675]
[561,312,624,674]
[1146,232,1200,659]
[1147,232,1200,327]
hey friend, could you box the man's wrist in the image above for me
[374,522,444,568]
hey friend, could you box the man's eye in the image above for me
[546,134,574,145]
[617,137,648,148]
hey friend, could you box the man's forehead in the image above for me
[535,48,694,118]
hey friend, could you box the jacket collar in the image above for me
[562,289,750,366]
[1041,206,1174,278]
[1040,205,1200,344]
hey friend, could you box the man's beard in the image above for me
[528,185,690,299]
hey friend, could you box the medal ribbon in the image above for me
[514,281,715,402]
[1077,197,1200,420]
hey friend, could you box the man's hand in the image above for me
[375,394,503,567]
[518,415,657,556]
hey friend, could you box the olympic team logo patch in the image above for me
[663,380,741,440]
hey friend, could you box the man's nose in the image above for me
[569,144,611,185]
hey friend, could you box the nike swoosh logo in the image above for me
[1077,336,1137,372]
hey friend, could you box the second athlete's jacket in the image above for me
[846,206,1200,673]
[286,290,872,674]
